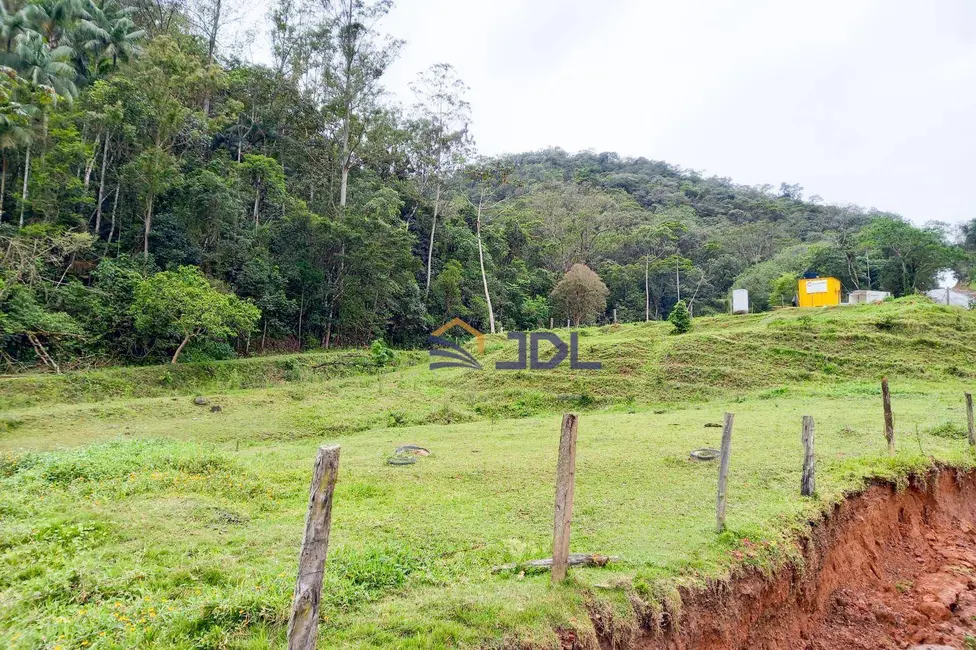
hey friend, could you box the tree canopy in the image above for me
[131,265,258,362]
[0,0,971,371]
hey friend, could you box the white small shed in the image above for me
[732,289,749,314]
[847,290,891,305]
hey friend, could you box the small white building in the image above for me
[731,289,749,314]
[847,290,891,305]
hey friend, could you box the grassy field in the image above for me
[2,299,976,649]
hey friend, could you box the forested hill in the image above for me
[0,0,972,371]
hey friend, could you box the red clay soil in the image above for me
[627,469,976,650]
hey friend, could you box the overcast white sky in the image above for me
[233,0,976,225]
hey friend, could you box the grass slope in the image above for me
[2,299,976,649]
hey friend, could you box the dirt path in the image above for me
[631,470,976,650]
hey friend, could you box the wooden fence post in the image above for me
[551,413,579,583]
[882,377,894,455]
[967,393,975,447]
[613,308,618,324]
[801,416,815,496]
[287,445,340,650]
[715,412,734,533]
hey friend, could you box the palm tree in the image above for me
[12,32,78,100]
[8,33,78,227]
[22,0,85,48]
[0,78,36,223]
[0,5,30,53]
[77,0,143,73]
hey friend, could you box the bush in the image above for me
[668,300,692,334]
[369,338,396,369]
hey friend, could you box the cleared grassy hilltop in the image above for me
[2,299,976,649]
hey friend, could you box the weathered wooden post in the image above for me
[966,393,975,447]
[882,377,894,455]
[715,412,734,533]
[549,317,554,330]
[551,413,579,583]
[613,308,618,324]
[801,416,815,496]
[287,445,340,650]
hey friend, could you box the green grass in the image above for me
[2,299,976,649]
[0,349,425,411]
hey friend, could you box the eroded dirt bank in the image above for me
[636,469,976,650]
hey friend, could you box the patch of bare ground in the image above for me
[588,469,976,650]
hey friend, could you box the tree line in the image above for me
[0,0,972,370]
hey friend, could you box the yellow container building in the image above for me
[797,277,841,307]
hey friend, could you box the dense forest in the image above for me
[0,0,973,371]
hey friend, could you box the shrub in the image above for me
[369,338,396,369]
[668,300,692,334]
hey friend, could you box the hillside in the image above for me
[3,301,976,648]
[0,0,970,372]
[3,297,973,431]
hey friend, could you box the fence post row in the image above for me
[287,445,340,650]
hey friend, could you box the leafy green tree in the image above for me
[431,258,465,321]
[239,153,285,226]
[131,265,259,362]
[323,0,402,209]
[769,272,798,307]
[858,217,962,296]
[117,35,224,257]
[123,146,179,257]
[734,244,812,311]
[550,263,608,326]
[667,299,691,334]
[410,63,471,297]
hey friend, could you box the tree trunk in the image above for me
[19,141,30,228]
[0,153,6,222]
[297,289,305,350]
[424,184,441,298]
[83,133,101,191]
[94,133,110,236]
[339,164,349,208]
[171,333,192,363]
[475,196,496,334]
[253,184,260,225]
[143,192,154,259]
[338,12,353,209]
[202,0,220,116]
[676,256,681,301]
[106,185,120,246]
[207,0,221,63]
[645,255,650,321]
